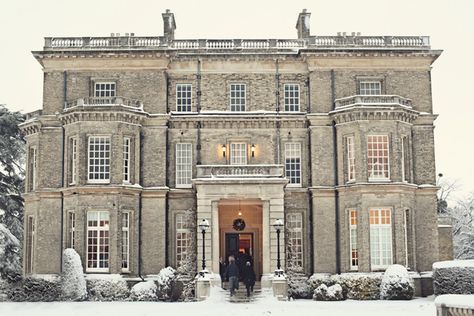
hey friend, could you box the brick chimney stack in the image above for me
[162,9,176,42]
[296,9,311,39]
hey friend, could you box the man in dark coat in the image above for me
[225,255,239,296]
[242,261,256,297]
[219,257,227,289]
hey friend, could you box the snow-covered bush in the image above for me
[0,277,9,301]
[8,276,61,302]
[130,280,157,301]
[309,273,382,300]
[177,275,195,301]
[287,274,312,299]
[155,266,180,301]
[60,248,86,301]
[86,276,129,301]
[313,284,344,301]
[308,273,335,292]
[433,260,474,295]
[380,264,414,300]
[0,223,21,281]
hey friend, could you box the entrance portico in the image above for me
[194,165,287,285]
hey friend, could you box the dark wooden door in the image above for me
[225,233,240,261]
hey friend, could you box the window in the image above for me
[285,143,301,186]
[349,209,358,270]
[367,135,390,180]
[87,211,110,272]
[404,209,413,268]
[123,137,131,183]
[176,143,192,188]
[346,136,355,182]
[25,216,35,274]
[370,208,392,269]
[122,212,130,272]
[286,213,303,270]
[360,81,381,95]
[284,84,300,112]
[176,84,192,112]
[27,147,37,192]
[88,136,111,183]
[230,143,247,165]
[94,82,116,98]
[69,138,77,185]
[176,213,191,267]
[401,136,409,182]
[68,212,75,249]
[230,84,246,111]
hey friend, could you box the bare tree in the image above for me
[437,174,460,214]
[449,193,474,259]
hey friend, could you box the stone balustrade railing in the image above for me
[43,35,430,51]
[65,96,143,110]
[334,95,413,108]
[196,164,284,179]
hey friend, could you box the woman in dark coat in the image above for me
[242,261,256,297]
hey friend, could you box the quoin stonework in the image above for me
[20,10,442,284]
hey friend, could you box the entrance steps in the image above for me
[221,281,264,303]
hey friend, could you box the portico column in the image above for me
[262,200,271,274]
[211,200,219,274]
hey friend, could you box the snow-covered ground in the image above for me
[0,289,436,316]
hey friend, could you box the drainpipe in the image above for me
[165,122,170,267]
[275,59,281,164]
[138,131,144,281]
[306,74,314,274]
[59,70,67,272]
[196,59,202,164]
[331,70,341,274]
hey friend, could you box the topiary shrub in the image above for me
[309,273,382,300]
[155,267,181,301]
[86,276,129,301]
[308,273,334,293]
[313,284,344,301]
[60,248,86,301]
[380,264,414,300]
[433,260,474,295]
[287,274,312,299]
[130,280,157,301]
[8,276,61,302]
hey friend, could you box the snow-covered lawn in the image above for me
[0,296,436,316]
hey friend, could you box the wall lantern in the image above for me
[251,144,255,157]
[222,144,226,157]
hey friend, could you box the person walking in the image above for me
[225,256,239,296]
[242,261,256,297]
[219,257,227,289]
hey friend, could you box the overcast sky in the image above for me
[0,0,472,201]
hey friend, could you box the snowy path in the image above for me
[0,296,436,316]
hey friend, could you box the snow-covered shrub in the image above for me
[8,276,61,302]
[177,275,195,301]
[287,274,312,299]
[308,273,334,292]
[86,276,129,301]
[0,277,9,301]
[433,260,474,295]
[0,223,21,281]
[130,280,157,301]
[313,284,344,301]
[380,264,414,300]
[60,248,86,301]
[309,273,382,300]
[155,266,180,301]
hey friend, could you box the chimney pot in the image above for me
[296,9,311,39]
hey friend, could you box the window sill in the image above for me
[286,184,302,188]
[176,185,192,189]
[368,178,391,183]
[87,180,111,184]
[86,269,110,273]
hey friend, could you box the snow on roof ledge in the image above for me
[433,259,474,269]
[435,294,474,309]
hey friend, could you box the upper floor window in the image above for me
[230,84,246,112]
[370,208,393,270]
[346,136,355,182]
[176,143,192,188]
[360,81,381,95]
[123,137,131,183]
[176,84,192,112]
[230,143,247,165]
[69,137,77,185]
[87,211,110,272]
[88,136,111,183]
[401,136,409,182]
[284,84,300,112]
[285,143,301,186]
[94,82,116,98]
[367,135,390,181]
[27,147,37,192]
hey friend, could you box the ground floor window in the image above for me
[68,211,75,249]
[369,208,392,269]
[349,209,358,270]
[121,212,130,272]
[176,213,191,267]
[87,211,110,272]
[25,216,35,274]
[286,213,303,271]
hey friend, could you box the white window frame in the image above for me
[123,137,131,183]
[87,136,111,184]
[86,211,110,272]
[286,213,303,270]
[346,136,355,182]
[68,211,75,249]
[121,211,130,272]
[367,135,390,181]
[176,143,193,188]
[70,138,77,185]
[369,208,393,270]
[176,83,192,112]
[284,84,300,112]
[285,143,302,186]
[359,81,382,95]
[229,83,246,112]
[25,215,35,274]
[176,213,191,267]
[94,82,116,98]
[230,143,247,165]
[349,209,358,270]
